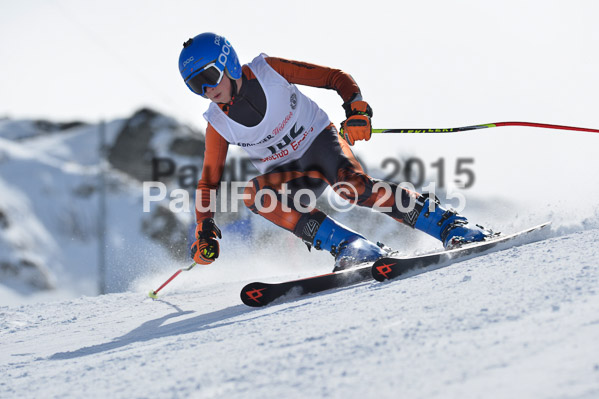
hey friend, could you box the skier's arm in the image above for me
[195,124,229,224]
[264,57,373,145]
[192,125,228,265]
[264,57,361,103]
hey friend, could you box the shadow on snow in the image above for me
[49,302,255,361]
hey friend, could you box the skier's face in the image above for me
[204,76,232,104]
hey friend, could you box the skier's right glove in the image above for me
[191,218,222,265]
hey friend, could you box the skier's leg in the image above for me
[331,129,423,224]
[243,170,328,233]
[333,132,492,248]
[243,165,386,270]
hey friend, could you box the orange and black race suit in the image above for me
[196,57,421,244]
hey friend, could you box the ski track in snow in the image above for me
[1,230,599,399]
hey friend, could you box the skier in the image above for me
[179,32,492,271]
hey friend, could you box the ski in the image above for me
[371,221,551,282]
[240,222,551,306]
[240,263,373,307]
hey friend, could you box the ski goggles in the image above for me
[185,62,224,97]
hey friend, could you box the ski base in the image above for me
[371,221,551,282]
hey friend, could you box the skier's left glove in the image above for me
[340,100,373,145]
[191,218,222,265]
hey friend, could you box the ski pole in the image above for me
[148,262,197,299]
[373,121,599,134]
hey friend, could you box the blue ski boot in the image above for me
[414,197,494,249]
[311,216,387,271]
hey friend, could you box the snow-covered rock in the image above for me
[0,109,206,300]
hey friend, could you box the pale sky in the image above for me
[2,0,598,133]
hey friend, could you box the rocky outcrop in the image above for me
[107,108,205,182]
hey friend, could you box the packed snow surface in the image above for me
[1,227,598,398]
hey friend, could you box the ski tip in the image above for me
[240,283,270,307]
[148,290,158,300]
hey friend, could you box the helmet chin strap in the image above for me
[230,78,238,100]
[222,77,239,112]
[224,68,239,98]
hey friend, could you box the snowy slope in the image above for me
[1,228,598,399]
[3,109,599,307]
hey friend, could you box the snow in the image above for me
[1,112,599,397]
[1,228,598,398]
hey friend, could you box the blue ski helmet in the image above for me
[179,32,242,97]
